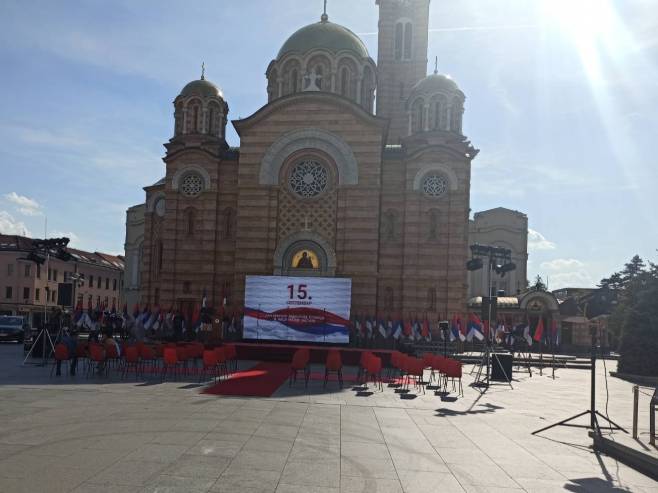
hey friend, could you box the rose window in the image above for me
[422,174,448,198]
[181,174,203,197]
[289,160,328,198]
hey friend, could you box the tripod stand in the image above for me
[532,325,627,435]
[472,336,513,390]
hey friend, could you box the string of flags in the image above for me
[349,313,561,346]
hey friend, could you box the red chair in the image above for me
[105,342,120,369]
[224,344,237,371]
[365,354,383,391]
[357,351,373,384]
[289,348,310,387]
[324,350,343,388]
[86,345,107,378]
[404,358,426,394]
[139,345,158,375]
[214,347,230,379]
[199,350,220,383]
[175,346,190,375]
[50,344,70,377]
[430,355,446,390]
[445,359,463,396]
[121,346,140,379]
[161,347,180,381]
[75,342,88,372]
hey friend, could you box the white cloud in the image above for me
[0,211,31,236]
[528,228,556,251]
[538,257,595,289]
[4,192,42,216]
[540,258,584,271]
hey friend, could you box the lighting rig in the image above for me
[466,244,517,389]
[22,237,71,366]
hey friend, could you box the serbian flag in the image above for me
[467,313,485,341]
[457,315,466,341]
[551,319,559,345]
[421,319,430,340]
[403,319,413,337]
[523,324,533,346]
[533,318,545,343]
[190,304,201,329]
[393,320,403,339]
[450,314,459,342]
[483,319,490,340]
[378,319,387,338]
[132,303,140,319]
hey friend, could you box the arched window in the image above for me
[208,108,214,134]
[186,208,196,236]
[192,105,199,132]
[291,69,298,93]
[395,23,403,60]
[411,98,424,133]
[431,100,442,130]
[340,68,349,96]
[404,22,413,59]
[315,65,323,90]
[427,288,436,311]
[428,209,439,240]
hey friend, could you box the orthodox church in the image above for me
[127,0,478,322]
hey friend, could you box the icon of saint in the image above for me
[296,251,314,269]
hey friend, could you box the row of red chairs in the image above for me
[424,353,464,396]
[51,342,238,382]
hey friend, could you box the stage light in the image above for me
[466,258,484,271]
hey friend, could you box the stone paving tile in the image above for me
[164,454,230,479]
[280,459,341,488]
[228,449,290,472]
[448,463,521,489]
[91,460,169,487]
[138,474,216,492]
[341,456,398,479]
[211,467,280,492]
[71,483,142,493]
[340,476,404,493]
[275,483,339,493]
[341,441,391,460]
[397,470,467,493]
[124,443,190,463]
[186,438,245,458]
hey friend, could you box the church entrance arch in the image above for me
[273,232,336,277]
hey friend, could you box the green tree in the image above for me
[532,275,547,292]
[617,271,658,375]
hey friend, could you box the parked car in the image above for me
[0,316,28,343]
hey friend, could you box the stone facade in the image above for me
[467,207,529,298]
[134,0,478,322]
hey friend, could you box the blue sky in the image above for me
[1,0,656,289]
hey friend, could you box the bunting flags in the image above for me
[550,319,559,346]
[393,319,403,339]
[421,319,430,341]
[467,313,485,341]
[377,319,387,338]
[403,319,412,338]
[533,318,545,343]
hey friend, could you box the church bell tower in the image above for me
[376,0,430,145]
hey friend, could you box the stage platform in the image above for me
[233,341,395,366]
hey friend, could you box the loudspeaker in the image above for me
[57,283,73,307]
[481,296,498,323]
[490,353,513,381]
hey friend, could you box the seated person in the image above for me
[56,329,79,376]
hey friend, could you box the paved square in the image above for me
[0,345,656,492]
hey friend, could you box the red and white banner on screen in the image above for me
[244,276,352,343]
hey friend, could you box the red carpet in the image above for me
[202,362,291,397]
